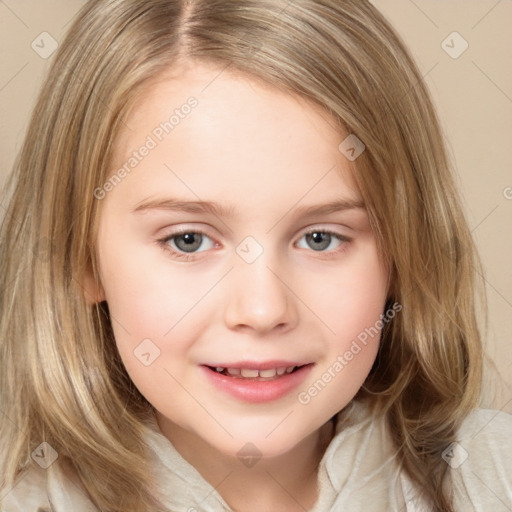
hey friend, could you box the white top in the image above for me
[2,400,511,511]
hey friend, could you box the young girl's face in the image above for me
[93,60,389,458]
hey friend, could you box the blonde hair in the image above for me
[0,0,484,510]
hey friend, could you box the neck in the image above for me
[156,415,336,512]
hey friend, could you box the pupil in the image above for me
[307,232,330,251]
[176,233,202,252]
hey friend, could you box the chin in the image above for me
[199,418,314,460]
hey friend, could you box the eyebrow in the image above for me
[131,196,365,218]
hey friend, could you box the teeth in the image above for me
[240,368,259,378]
[213,365,298,378]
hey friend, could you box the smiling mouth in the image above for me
[205,365,306,380]
[202,363,314,402]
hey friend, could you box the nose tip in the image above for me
[223,260,298,334]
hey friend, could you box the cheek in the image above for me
[101,267,198,413]
[296,248,388,411]
[310,246,388,348]
[331,272,386,353]
[98,224,389,431]
[97,240,195,383]
[100,239,206,340]
[99,242,229,406]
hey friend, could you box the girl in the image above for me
[1,1,510,511]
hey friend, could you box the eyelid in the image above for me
[158,226,219,257]
[298,224,352,240]
[294,225,352,254]
[158,223,351,242]
[157,223,352,260]
[158,224,217,242]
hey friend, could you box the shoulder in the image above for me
[1,465,51,512]
[454,407,512,466]
[1,458,98,512]
[449,408,512,511]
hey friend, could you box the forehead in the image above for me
[107,60,361,210]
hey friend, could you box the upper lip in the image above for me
[203,360,310,370]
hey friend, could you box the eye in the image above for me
[296,229,350,253]
[157,227,351,261]
[158,229,216,259]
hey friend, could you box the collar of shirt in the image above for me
[141,399,426,512]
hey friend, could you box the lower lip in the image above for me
[201,364,314,403]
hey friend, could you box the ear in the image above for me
[81,265,106,305]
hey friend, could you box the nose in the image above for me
[223,254,299,335]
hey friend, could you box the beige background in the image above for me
[0,1,510,409]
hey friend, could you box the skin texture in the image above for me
[91,60,390,510]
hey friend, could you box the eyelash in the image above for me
[157,227,352,261]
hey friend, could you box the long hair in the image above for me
[0,0,484,510]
